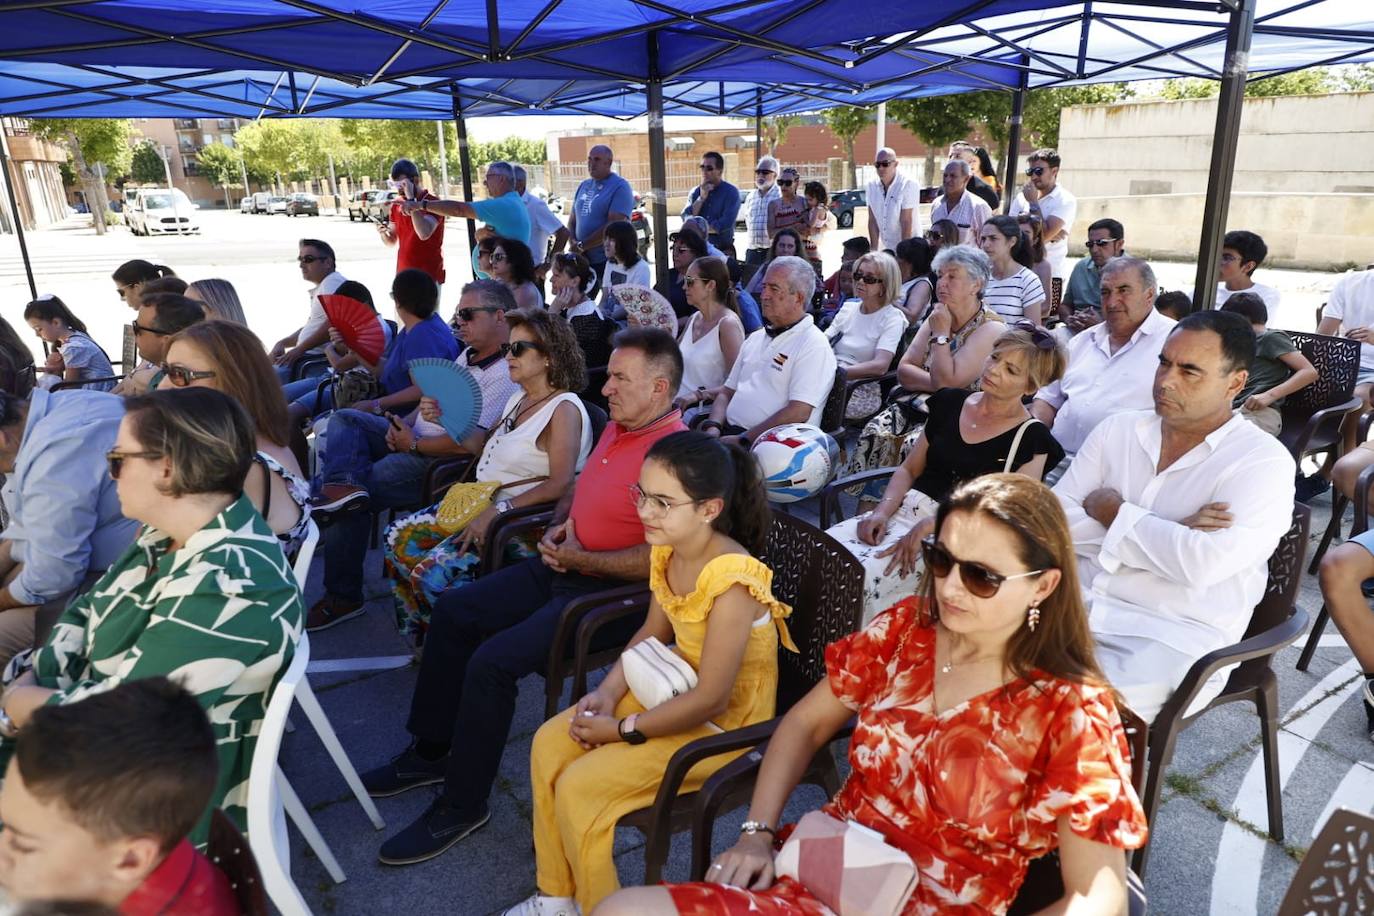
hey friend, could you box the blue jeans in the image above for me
[319,410,430,601]
[275,358,328,386]
[405,557,642,814]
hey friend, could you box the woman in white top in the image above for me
[673,256,745,423]
[600,220,653,324]
[384,308,593,643]
[979,214,1046,325]
[827,252,909,420]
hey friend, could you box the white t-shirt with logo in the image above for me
[725,318,837,430]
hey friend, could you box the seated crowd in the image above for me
[0,139,1368,916]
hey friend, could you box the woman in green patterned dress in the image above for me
[0,387,303,846]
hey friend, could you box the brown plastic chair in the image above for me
[1278,331,1361,469]
[1276,807,1374,915]
[1299,461,1374,670]
[1131,504,1310,879]
[208,808,269,916]
[566,511,864,883]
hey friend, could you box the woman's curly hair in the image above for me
[505,307,588,393]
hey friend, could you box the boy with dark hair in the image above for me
[1220,291,1317,436]
[1154,290,1191,321]
[1216,229,1280,312]
[0,678,239,915]
[822,236,872,306]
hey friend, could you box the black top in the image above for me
[912,388,1065,501]
[567,310,617,371]
[968,175,1001,210]
[657,270,695,319]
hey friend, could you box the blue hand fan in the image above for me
[407,358,483,443]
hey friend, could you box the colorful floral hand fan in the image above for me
[612,284,678,334]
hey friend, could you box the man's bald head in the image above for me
[588,145,614,179]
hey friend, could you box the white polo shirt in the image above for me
[1010,184,1078,279]
[866,172,922,251]
[1034,307,1176,454]
[724,317,837,431]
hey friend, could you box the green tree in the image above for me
[31,119,134,235]
[129,140,165,185]
[1337,63,1374,92]
[340,119,450,183]
[821,105,873,187]
[760,114,802,157]
[1161,68,1334,100]
[887,96,973,185]
[470,137,546,168]
[196,142,245,209]
[236,119,345,189]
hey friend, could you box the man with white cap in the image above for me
[867,147,921,252]
[740,155,781,284]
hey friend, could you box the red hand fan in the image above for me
[319,294,386,364]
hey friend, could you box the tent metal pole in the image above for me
[0,127,36,301]
[647,31,670,288]
[1002,59,1029,215]
[1192,0,1256,313]
[754,89,762,162]
[450,87,478,263]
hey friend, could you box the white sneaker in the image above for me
[502,894,580,916]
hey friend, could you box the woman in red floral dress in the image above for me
[598,473,1148,916]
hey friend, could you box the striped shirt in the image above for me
[742,184,781,250]
[983,267,1046,322]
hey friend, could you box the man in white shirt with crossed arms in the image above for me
[1054,309,1295,722]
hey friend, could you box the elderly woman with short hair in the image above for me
[840,244,1006,481]
[0,387,303,847]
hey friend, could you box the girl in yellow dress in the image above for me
[510,430,796,916]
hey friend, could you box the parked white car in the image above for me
[268,196,288,214]
[125,188,199,236]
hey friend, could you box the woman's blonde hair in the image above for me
[167,321,290,448]
[186,279,247,325]
[990,325,1067,393]
[853,251,903,308]
[921,474,1107,689]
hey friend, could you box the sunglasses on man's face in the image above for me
[778,180,794,187]
[1025,166,1048,177]
[874,160,894,168]
[755,169,774,176]
[131,321,170,337]
[160,363,217,387]
[1085,238,1119,249]
[699,164,719,172]
[457,306,500,322]
[922,536,1046,599]
[106,450,161,480]
[297,255,327,265]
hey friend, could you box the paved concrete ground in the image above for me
[1,213,1370,914]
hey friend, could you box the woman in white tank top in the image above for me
[384,310,595,644]
[672,256,744,426]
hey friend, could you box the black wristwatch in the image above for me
[618,714,647,745]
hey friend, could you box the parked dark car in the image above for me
[828,189,866,229]
[285,193,319,217]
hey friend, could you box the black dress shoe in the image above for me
[377,797,490,866]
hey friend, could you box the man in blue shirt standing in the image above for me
[681,151,741,257]
[402,161,531,281]
[0,388,137,669]
[567,145,634,289]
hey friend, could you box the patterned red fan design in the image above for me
[319,294,386,364]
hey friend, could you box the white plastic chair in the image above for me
[247,630,344,915]
[285,519,386,836]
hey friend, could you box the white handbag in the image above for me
[622,636,698,708]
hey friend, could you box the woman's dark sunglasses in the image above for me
[1010,319,1057,351]
[106,450,161,480]
[160,363,217,387]
[509,340,546,358]
[921,536,1045,599]
[852,272,882,286]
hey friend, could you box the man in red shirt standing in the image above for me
[378,157,446,298]
[363,327,688,867]
[0,678,240,915]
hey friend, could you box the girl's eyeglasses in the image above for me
[921,536,1046,599]
[160,364,217,387]
[106,450,162,479]
[629,483,698,516]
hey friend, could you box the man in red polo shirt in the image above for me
[363,327,687,867]
[0,678,239,915]
[377,157,446,296]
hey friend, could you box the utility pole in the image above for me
[436,121,450,198]
[875,101,887,158]
[160,145,174,190]
[327,151,339,212]
[237,147,250,200]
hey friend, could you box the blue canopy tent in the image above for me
[0,0,1370,302]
